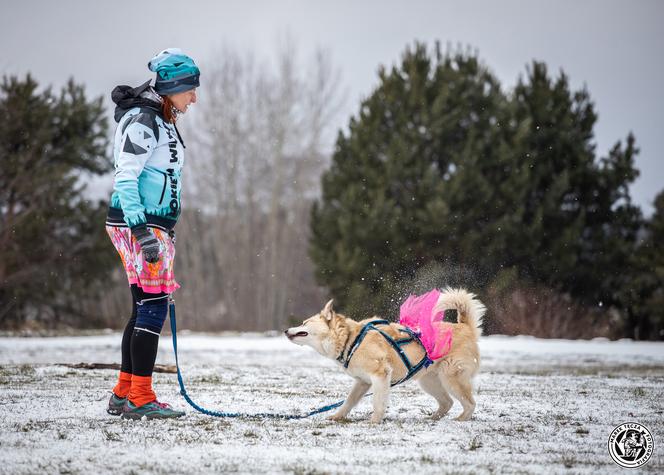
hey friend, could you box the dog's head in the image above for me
[284,299,347,357]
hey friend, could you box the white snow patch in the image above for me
[0,333,662,474]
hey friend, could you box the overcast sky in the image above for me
[1,0,661,214]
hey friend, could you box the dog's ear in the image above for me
[321,299,335,321]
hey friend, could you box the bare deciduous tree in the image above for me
[168,41,344,330]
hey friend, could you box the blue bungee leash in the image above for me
[168,298,431,419]
[168,298,345,419]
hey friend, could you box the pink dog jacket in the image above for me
[399,289,453,360]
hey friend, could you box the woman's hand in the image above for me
[131,224,160,264]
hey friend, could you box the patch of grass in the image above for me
[331,418,354,425]
[269,389,303,397]
[173,431,207,444]
[243,430,258,438]
[286,466,331,475]
[87,421,101,430]
[391,418,405,429]
[560,455,577,468]
[19,364,35,375]
[468,436,483,451]
[508,364,664,377]
[194,418,231,430]
[54,371,79,379]
[494,427,514,437]
[575,427,589,435]
[14,420,50,432]
[513,369,554,377]
[420,454,436,464]
[195,375,224,384]
[103,429,121,442]
[632,387,646,397]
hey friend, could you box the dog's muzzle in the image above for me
[285,329,308,340]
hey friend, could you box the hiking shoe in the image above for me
[121,400,185,420]
[107,393,127,416]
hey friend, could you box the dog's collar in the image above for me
[335,338,350,365]
[335,329,353,364]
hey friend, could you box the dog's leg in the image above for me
[439,369,476,421]
[418,372,454,420]
[369,369,391,424]
[328,379,370,421]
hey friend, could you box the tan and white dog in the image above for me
[285,288,485,423]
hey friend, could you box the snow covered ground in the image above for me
[0,332,662,474]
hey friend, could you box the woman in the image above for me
[105,48,199,420]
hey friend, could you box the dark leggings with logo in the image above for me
[120,285,168,377]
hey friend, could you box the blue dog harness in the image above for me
[336,319,433,385]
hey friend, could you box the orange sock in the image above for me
[128,375,156,407]
[112,371,132,398]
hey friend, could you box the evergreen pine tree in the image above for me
[311,44,511,317]
[623,190,664,339]
[508,63,641,308]
[310,43,644,335]
[0,75,113,328]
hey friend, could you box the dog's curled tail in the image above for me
[434,288,486,338]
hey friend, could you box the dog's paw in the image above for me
[431,406,452,420]
[454,412,473,422]
[327,413,347,422]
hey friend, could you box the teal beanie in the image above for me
[148,48,200,95]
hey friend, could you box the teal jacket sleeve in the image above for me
[113,117,158,228]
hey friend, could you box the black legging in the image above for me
[120,285,168,377]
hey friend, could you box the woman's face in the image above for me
[169,88,197,113]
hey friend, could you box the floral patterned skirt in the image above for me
[106,225,179,294]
